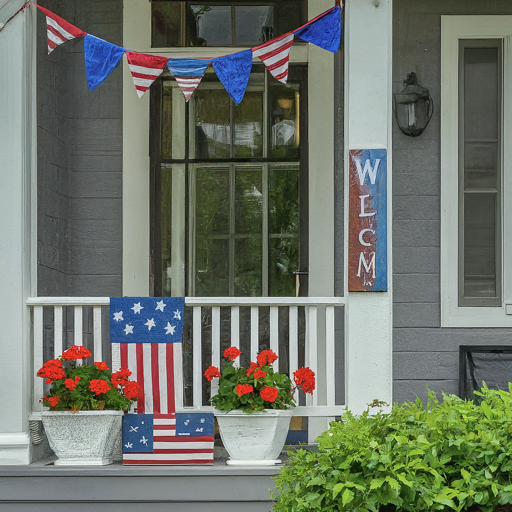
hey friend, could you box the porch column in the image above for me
[0,1,37,464]
[344,0,393,414]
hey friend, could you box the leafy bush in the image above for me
[273,386,512,512]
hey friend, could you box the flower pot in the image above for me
[215,409,292,465]
[42,410,123,466]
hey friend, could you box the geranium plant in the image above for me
[204,347,315,413]
[37,345,139,411]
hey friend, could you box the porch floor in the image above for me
[0,455,285,512]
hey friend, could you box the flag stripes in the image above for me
[114,342,181,415]
[126,52,169,98]
[253,33,294,83]
[167,58,211,102]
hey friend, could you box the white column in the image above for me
[0,1,37,464]
[344,0,393,414]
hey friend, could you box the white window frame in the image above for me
[441,16,512,327]
[122,0,336,298]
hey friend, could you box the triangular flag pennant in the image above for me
[212,49,253,106]
[167,59,211,102]
[294,6,342,54]
[252,32,294,84]
[126,52,169,98]
[35,5,87,54]
[84,34,126,91]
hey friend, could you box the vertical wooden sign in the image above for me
[348,149,387,291]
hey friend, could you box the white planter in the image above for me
[42,410,123,466]
[215,409,292,466]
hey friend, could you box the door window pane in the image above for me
[235,167,263,234]
[235,6,273,46]
[161,169,173,295]
[196,238,230,296]
[234,91,264,158]
[191,5,232,47]
[152,2,182,47]
[234,237,262,296]
[269,83,300,158]
[196,167,230,235]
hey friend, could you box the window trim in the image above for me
[441,16,512,327]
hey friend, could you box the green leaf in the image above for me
[332,483,344,499]
[342,488,355,507]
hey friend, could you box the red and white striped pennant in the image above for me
[126,52,169,98]
[35,5,87,54]
[252,32,295,84]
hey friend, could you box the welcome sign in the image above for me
[348,149,387,292]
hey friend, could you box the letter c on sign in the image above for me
[359,229,375,247]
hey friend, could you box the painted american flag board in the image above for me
[348,149,388,292]
[110,297,214,465]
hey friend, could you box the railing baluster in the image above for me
[270,306,279,369]
[93,306,102,362]
[251,306,259,361]
[325,305,336,406]
[173,341,184,410]
[306,306,318,407]
[33,306,44,412]
[211,306,221,398]
[193,306,202,409]
[54,306,63,357]
[74,306,83,346]
[289,306,298,401]
[231,306,240,350]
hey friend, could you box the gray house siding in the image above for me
[37,0,123,298]
[393,0,512,404]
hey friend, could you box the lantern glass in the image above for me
[394,73,433,137]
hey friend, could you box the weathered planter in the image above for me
[41,410,123,466]
[215,409,292,465]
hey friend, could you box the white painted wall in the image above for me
[344,0,393,414]
[0,1,37,464]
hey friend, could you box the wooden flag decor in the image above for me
[348,149,388,292]
[110,297,214,465]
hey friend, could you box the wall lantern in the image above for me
[394,72,434,137]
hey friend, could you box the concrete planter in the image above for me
[215,409,292,465]
[41,410,123,465]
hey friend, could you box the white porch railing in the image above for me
[27,297,346,420]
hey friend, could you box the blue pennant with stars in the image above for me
[109,297,185,344]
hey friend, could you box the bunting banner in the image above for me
[252,32,295,84]
[212,49,253,106]
[126,52,169,98]
[294,6,342,53]
[167,58,211,102]
[35,4,86,54]
[27,3,343,102]
[84,34,126,91]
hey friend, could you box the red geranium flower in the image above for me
[256,349,278,368]
[89,379,110,395]
[62,345,92,361]
[260,386,279,403]
[111,368,132,388]
[236,384,254,397]
[253,369,267,380]
[246,362,258,377]
[48,396,60,407]
[204,366,221,381]
[64,376,81,391]
[293,367,315,394]
[94,361,109,371]
[42,359,62,368]
[123,381,140,400]
[46,379,54,385]
[37,364,65,381]
[223,347,241,361]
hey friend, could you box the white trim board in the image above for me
[441,16,512,327]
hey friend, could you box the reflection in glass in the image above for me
[464,142,497,190]
[269,83,300,158]
[235,168,262,235]
[196,168,230,235]
[235,6,273,46]
[152,3,182,47]
[234,92,263,158]
[162,84,173,160]
[195,89,231,159]
[235,238,262,296]
[191,5,232,47]
[161,169,173,296]
[196,238,230,296]
[464,193,497,298]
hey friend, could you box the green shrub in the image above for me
[273,386,512,512]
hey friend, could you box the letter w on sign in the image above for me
[110,297,214,465]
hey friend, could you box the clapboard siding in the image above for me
[392,0,512,404]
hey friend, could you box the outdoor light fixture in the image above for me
[394,72,434,137]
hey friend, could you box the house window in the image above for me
[151,1,306,48]
[152,66,308,297]
[458,41,502,306]
[441,17,512,327]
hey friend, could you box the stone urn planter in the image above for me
[215,408,292,465]
[42,410,123,466]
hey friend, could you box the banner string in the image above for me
[0,2,29,33]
